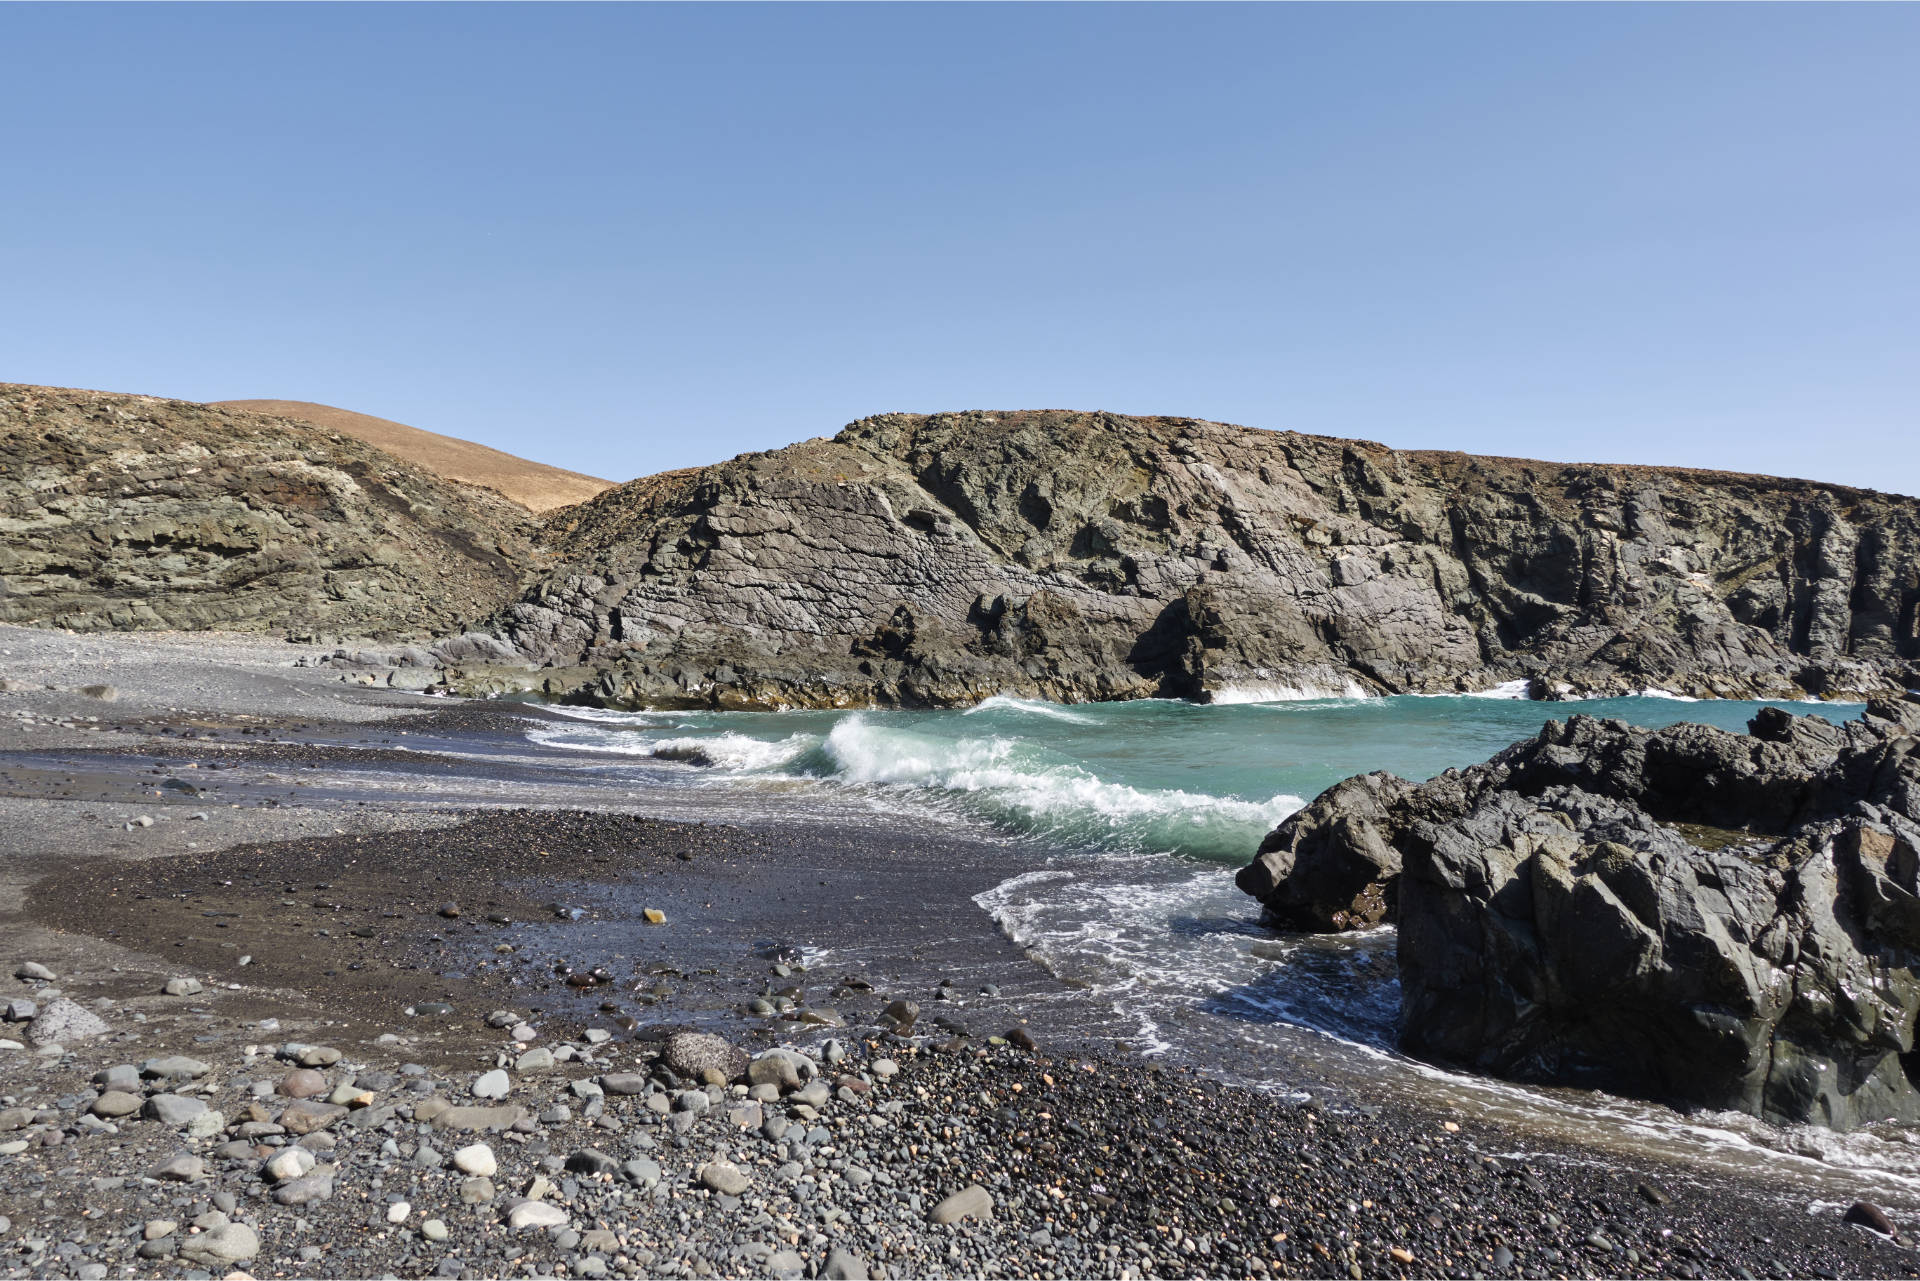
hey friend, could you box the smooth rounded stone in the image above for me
[89,1090,143,1118]
[768,1250,807,1280]
[3,998,36,1022]
[471,1069,511,1099]
[698,1160,751,1195]
[510,1023,538,1042]
[458,1177,496,1205]
[150,1152,205,1182]
[1846,1201,1898,1235]
[13,962,54,981]
[1492,1244,1516,1270]
[414,1144,445,1169]
[273,1173,335,1206]
[26,997,107,1046]
[327,1082,373,1107]
[748,1050,814,1091]
[94,1064,140,1092]
[870,1058,899,1080]
[485,1010,518,1029]
[144,1221,178,1241]
[279,1100,348,1134]
[162,978,204,997]
[569,1078,604,1100]
[507,1200,569,1230]
[622,1157,662,1188]
[186,1108,225,1139]
[294,1045,343,1068]
[279,1069,329,1099]
[265,1147,317,1182]
[929,1184,994,1225]
[583,1027,611,1044]
[799,1008,845,1027]
[791,1079,831,1109]
[598,1072,647,1096]
[177,1222,259,1268]
[515,1047,555,1072]
[672,1089,710,1116]
[1007,1027,1037,1051]
[565,1148,620,1176]
[452,1142,498,1176]
[661,1030,750,1082]
[387,1201,412,1224]
[422,1219,449,1242]
[77,1266,107,1281]
[432,1104,525,1132]
[821,1248,871,1281]
[143,1094,208,1126]
[142,1055,212,1083]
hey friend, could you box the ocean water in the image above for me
[522,687,1920,1213]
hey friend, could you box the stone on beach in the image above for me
[452,1142,498,1176]
[930,1185,994,1225]
[26,997,107,1045]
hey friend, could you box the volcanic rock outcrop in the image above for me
[0,384,536,636]
[1238,695,1920,1128]
[469,410,1920,708]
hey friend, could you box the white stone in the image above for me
[452,1142,497,1177]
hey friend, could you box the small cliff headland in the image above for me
[5,390,1918,708]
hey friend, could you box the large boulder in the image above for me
[1239,697,1920,1129]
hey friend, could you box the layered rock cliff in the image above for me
[472,410,1920,708]
[0,385,537,637]
[1239,697,1920,1128]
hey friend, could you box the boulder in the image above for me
[661,1031,749,1083]
[26,998,107,1046]
[1242,707,1920,1129]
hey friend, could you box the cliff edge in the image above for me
[473,409,1920,707]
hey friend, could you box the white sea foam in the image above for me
[1466,679,1534,700]
[963,694,1099,724]
[1207,679,1373,704]
[642,733,814,771]
[818,717,1303,848]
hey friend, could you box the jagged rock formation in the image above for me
[465,410,1920,709]
[1237,697,1920,1128]
[0,384,537,636]
[215,399,614,514]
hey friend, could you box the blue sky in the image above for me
[2,4,1915,493]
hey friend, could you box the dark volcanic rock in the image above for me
[457,409,1920,708]
[1240,696,1920,1128]
[0,384,535,636]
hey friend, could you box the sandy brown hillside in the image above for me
[216,399,613,513]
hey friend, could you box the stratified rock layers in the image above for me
[1239,697,1920,1129]
[482,410,1920,708]
[0,385,533,636]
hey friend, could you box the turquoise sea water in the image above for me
[521,687,1920,1211]
[526,689,1853,863]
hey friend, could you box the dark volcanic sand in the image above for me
[3,701,1920,1278]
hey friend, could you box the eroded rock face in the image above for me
[466,410,1920,708]
[0,384,534,636]
[1240,696,1920,1128]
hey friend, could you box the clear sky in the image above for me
[2,4,1915,494]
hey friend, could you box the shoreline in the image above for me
[0,627,1917,1277]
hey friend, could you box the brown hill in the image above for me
[216,399,613,513]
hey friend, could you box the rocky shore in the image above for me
[1239,691,1920,1130]
[9,387,1920,711]
[3,625,1920,1278]
[6,812,1918,1281]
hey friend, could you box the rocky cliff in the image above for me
[0,384,537,637]
[1237,697,1920,1128]
[469,409,1920,708]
